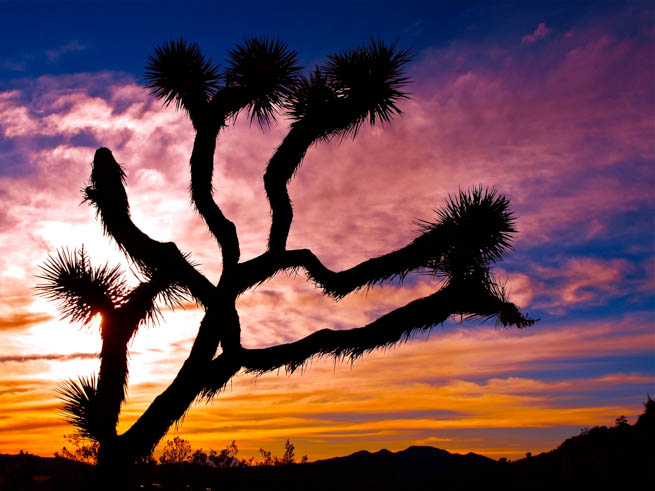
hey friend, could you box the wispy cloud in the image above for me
[0,312,53,331]
[44,41,86,64]
[0,352,97,363]
[522,23,551,44]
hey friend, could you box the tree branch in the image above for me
[241,280,533,375]
[239,187,517,297]
[264,123,315,252]
[189,125,241,270]
[119,304,241,460]
[187,85,266,270]
[85,148,215,306]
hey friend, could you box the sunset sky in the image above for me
[0,1,653,462]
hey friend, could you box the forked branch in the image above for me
[84,148,215,306]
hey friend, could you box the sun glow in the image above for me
[88,312,102,331]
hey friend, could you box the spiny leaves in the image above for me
[284,67,335,123]
[287,39,411,139]
[121,274,188,328]
[145,39,221,117]
[324,38,411,134]
[226,37,301,127]
[55,375,101,441]
[416,187,516,281]
[145,37,408,138]
[36,247,125,324]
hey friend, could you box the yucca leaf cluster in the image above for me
[144,37,410,137]
[36,248,125,325]
[417,187,516,282]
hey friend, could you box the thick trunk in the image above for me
[117,297,242,462]
[97,317,131,440]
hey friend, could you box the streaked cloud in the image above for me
[0,352,96,363]
[44,41,86,64]
[0,311,53,330]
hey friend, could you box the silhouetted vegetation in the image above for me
[52,434,98,465]
[36,35,534,474]
[1,399,651,489]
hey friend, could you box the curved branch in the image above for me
[187,86,260,270]
[264,123,315,252]
[263,40,410,252]
[242,280,533,375]
[85,148,215,306]
[189,126,241,269]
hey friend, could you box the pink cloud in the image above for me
[536,257,629,308]
[522,23,551,44]
[499,256,635,313]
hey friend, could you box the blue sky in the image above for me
[1,1,632,81]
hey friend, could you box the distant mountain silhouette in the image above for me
[286,446,498,489]
[1,398,652,490]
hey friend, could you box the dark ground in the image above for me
[2,400,652,490]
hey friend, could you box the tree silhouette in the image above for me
[37,37,534,469]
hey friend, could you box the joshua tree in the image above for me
[37,37,534,468]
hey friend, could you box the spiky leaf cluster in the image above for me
[123,273,188,328]
[284,68,337,127]
[287,39,411,138]
[325,39,411,131]
[225,37,301,126]
[55,376,101,441]
[145,39,221,116]
[36,248,125,324]
[416,187,516,281]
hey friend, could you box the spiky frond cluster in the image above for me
[55,376,101,441]
[226,37,301,126]
[325,38,411,133]
[123,274,188,328]
[285,67,337,127]
[145,39,221,116]
[287,39,411,138]
[36,248,125,324]
[417,187,516,281]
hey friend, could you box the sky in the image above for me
[0,0,653,462]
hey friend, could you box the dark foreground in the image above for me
[2,401,652,490]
